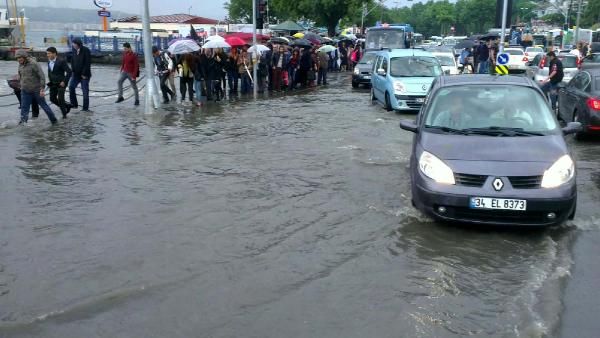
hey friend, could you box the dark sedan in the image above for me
[558,66,600,138]
[400,75,581,226]
[352,52,377,88]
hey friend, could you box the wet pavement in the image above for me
[0,61,599,337]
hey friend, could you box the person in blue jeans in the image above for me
[540,51,564,111]
[477,41,489,74]
[69,38,92,111]
[16,50,57,125]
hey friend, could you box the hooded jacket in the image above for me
[18,57,46,92]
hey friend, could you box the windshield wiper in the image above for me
[462,127,546,136]
[425,125,470,134]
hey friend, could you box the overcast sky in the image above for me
[20,0,228,19]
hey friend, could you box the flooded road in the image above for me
[1,61,599,337]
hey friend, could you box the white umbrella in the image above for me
[248,44,270,54]
[202,39,231,49]
[205,35,225,42]
[318,45,336,53]
[168,39,200,54]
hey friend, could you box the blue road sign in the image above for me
[98,10,111,17]
[497,53,509,65]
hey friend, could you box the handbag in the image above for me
[282,71,289,86]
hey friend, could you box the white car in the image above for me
[432,52,459,75]
[524,47,544,62]
[503,48,528,72]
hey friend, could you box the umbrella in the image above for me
[248,44,270,54]
[293,32,305,38]
[270,37,290,45]
[226,32,271,42]
[307,38,321,46]
[321,37,333,43]
[480,33,500,41]
[270,20,305,32]
[454,39,477,49]
[202,39,231,49]
[291,38,312,47]
[168,39,200,54]
[317,45,336,53]
[303,32,322,41]
[342,33,357,40]
[189,25,200,41]
[225,36,247,47]
[205,35,225,42]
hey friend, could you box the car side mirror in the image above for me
[562,121,582,135]
[377,68,386,76]
[400,120,419,133]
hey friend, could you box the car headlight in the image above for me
[419,151,455,185]
[394,81,406,94]
[353,67,360,75]
[541,155,575,188]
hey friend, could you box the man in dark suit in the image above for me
[68,38,91,111]
[46,47,71,118]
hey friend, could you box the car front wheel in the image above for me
[385,92,393,111]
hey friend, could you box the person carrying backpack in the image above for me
[152,46,174,104]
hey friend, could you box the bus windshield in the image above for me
[366,28,406,50]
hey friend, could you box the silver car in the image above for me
[526,54,579,84]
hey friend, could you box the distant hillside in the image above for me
[23,6,136,24]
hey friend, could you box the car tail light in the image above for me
[539,57,546,69]
[587,97,600,110]
[523,57,528,62]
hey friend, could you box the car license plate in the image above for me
[364,75,370,79]
[415,98,424,103]
[470,197,527,211]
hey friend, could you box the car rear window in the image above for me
[526,48,543,53]
[435,55,455,66]
[506,49,523,55]
[359,53,376,64]
[558,56,577,68]
[424,85,558,132]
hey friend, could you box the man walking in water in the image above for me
[115,42,140,106]
[16,50,57,125]
[46,47,72,118]
[69,38,92,111]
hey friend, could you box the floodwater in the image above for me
[0,61,599,337]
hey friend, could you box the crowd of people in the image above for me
[148,41,364,106]
[8,37,364,125]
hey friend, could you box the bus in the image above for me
[365,23,414,51]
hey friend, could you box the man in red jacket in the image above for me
[116,42,140,106]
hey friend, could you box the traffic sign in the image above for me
[497,52,510,65]
[94,0,112,8]
[495,65,509,75]
[98,10,111,17]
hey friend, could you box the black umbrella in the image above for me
[189,24,200,41]
[303,32,322,42]
[455,39,476,49]
[270,37,289,45]
[480,33,500,41]
[291,38,312,47]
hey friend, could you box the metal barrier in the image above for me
[68,35,176,55]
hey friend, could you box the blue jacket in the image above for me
[272,52,290,69]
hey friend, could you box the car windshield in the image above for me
[390,56,441,77]
[359,53,376,64]
[526,47,543,53]
[506,49,523,55]
[588,54,600,62]
[366,29,406,50]
[435,55,455,66]
[424,85,559,134]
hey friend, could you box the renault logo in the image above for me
[492,178,504,191]
[422,84,428,91]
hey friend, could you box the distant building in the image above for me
[110,14,227,36]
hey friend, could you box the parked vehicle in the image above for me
[432,52,459,75]
[399,75,581,226]
[370,49,442,112]
[526,53,579,84]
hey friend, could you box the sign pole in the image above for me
[141,0,160,112]
[574,0,583,48]
[102,7,108,31]
[252,0,258,97]
[499,0,507,54]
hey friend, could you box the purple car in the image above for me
[400,75,582,226]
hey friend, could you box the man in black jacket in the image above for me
[69,38,91,111]
[46,47,71,118]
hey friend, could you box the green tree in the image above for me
[541,13,565,26]
[581,0,600,27]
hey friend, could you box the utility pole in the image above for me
[499,0,508,53]
[142,0,160,112]
[574,0,583,47]
[252,0,258,97]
